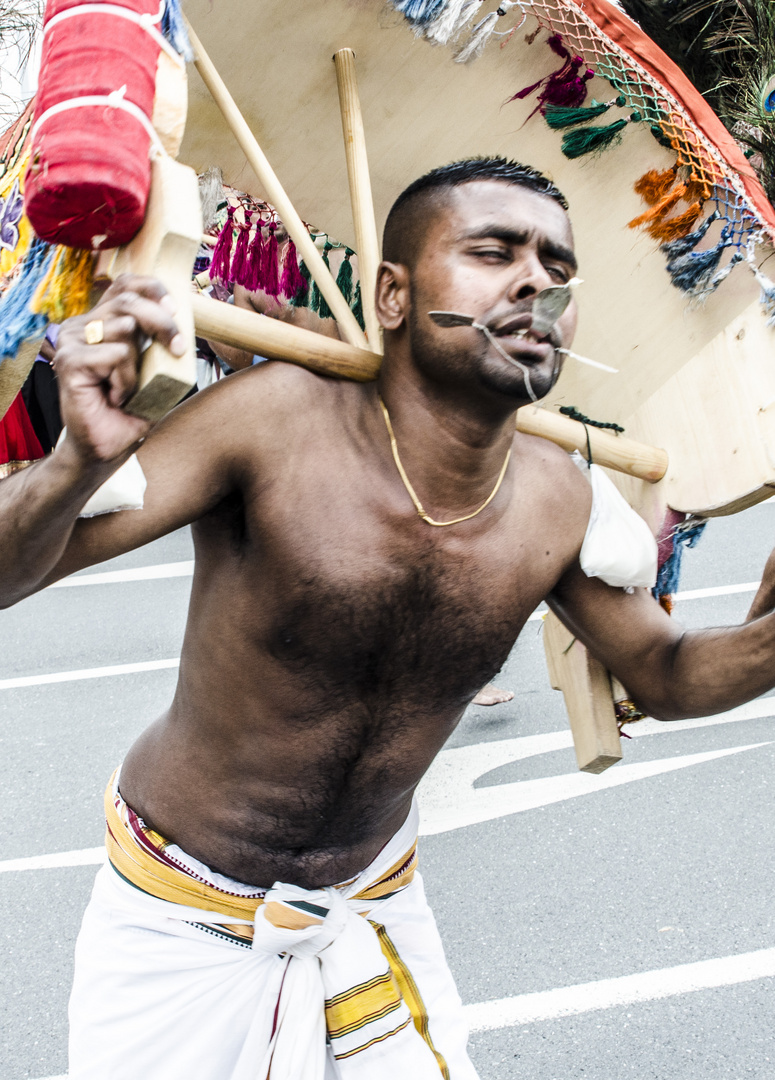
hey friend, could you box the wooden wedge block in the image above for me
[109,154,202,422]
[543,609,622,774]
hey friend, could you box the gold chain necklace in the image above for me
[378,395,512,527]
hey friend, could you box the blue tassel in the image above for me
[665,227,732,294]
[690,250,744,304]
[660,210,719,260]
[749,257,775,326]
[390,0,447,26]
[161,0,193,61]
[0,237,55,359]
[652,518,707,600]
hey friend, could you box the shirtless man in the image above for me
[3,158,775,1079]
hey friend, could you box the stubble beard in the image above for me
[407,302,561,404]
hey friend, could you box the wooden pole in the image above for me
[517,405,668,483]
[333,49,383,352]
[185,18,371,353]
[195,294,669,482]
[192,292,380,381]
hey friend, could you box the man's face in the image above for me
[404,180,578,403]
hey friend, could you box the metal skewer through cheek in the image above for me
[471,319,539,402]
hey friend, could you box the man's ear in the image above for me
[376,261,409,331]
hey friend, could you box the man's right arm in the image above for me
[0,275,245,607]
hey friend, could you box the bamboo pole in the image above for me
[194,293,669,482]
[184,18,371,353]
[192,292,380,381]
[333,49,383,352]
[516,405,668,482]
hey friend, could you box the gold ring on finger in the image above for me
[84,319,104,345]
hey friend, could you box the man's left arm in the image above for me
[548,561,775,721]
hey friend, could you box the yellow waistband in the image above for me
[104,774,418,926]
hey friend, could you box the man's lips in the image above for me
[491,313,550,344]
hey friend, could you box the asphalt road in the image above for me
[1,502,774,1079]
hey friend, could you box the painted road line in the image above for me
[674,581,759,601]
[0,847,105,874]
[29,945,775,1078]
[48,561,194,587]
[465,946,775,1031]
[0,658,180,690]
[419,742,772,835]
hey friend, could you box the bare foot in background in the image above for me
[472,683,514,706]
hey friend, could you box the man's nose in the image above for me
[507,256,555,301]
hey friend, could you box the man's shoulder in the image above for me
[514,427,593,524]
[201,360,353,427]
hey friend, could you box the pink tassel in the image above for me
[209,206,235,284]
[279,238,306,299]
[539,56,594,111]
[509,34,593,120]
[230,210,252,287]
[244,220,266,293]
[261,222,280,297]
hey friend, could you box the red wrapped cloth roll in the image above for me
[24,0,164,250]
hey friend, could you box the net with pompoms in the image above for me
[387,0,775,316]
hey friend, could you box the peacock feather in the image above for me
[618,0,775,205]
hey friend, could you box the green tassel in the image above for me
[315,243,334,320]
[650,123,674,150]
[561,118,628,159]
[544,95,625,130]
[336,250,354,304]
[351,280,365,331]
[289,260,311,308]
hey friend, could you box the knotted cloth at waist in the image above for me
[104,774,448,1079]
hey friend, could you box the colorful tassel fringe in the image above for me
[0,237,54,358]
[664,226,732,294]
[31,245,93,322]
[653,516,706,602]
[510,35,594,117]
[560,117,628,159]
[161,0,194,60]
[289,260,311,308]
[424,0,481,45]
[455,1,520,63]
[544,96,625,129]
[336,251,354,305]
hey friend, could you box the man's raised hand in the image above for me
[54,275,185,465]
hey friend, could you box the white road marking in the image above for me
[418,742,771,835]
[465,945,775,1031]
[0,658,180,690]
[0,847,105,874]
[674,581,759,601]
[28,945,775,1077]
[47,561,193,587]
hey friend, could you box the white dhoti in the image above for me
[68,776,479,1080]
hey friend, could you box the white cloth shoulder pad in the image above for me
[78,452,147,517]
[572,452,657,589]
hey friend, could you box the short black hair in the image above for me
[383,157,568,266]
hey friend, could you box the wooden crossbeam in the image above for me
[192,292,380,381]
[194,293,669,483]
